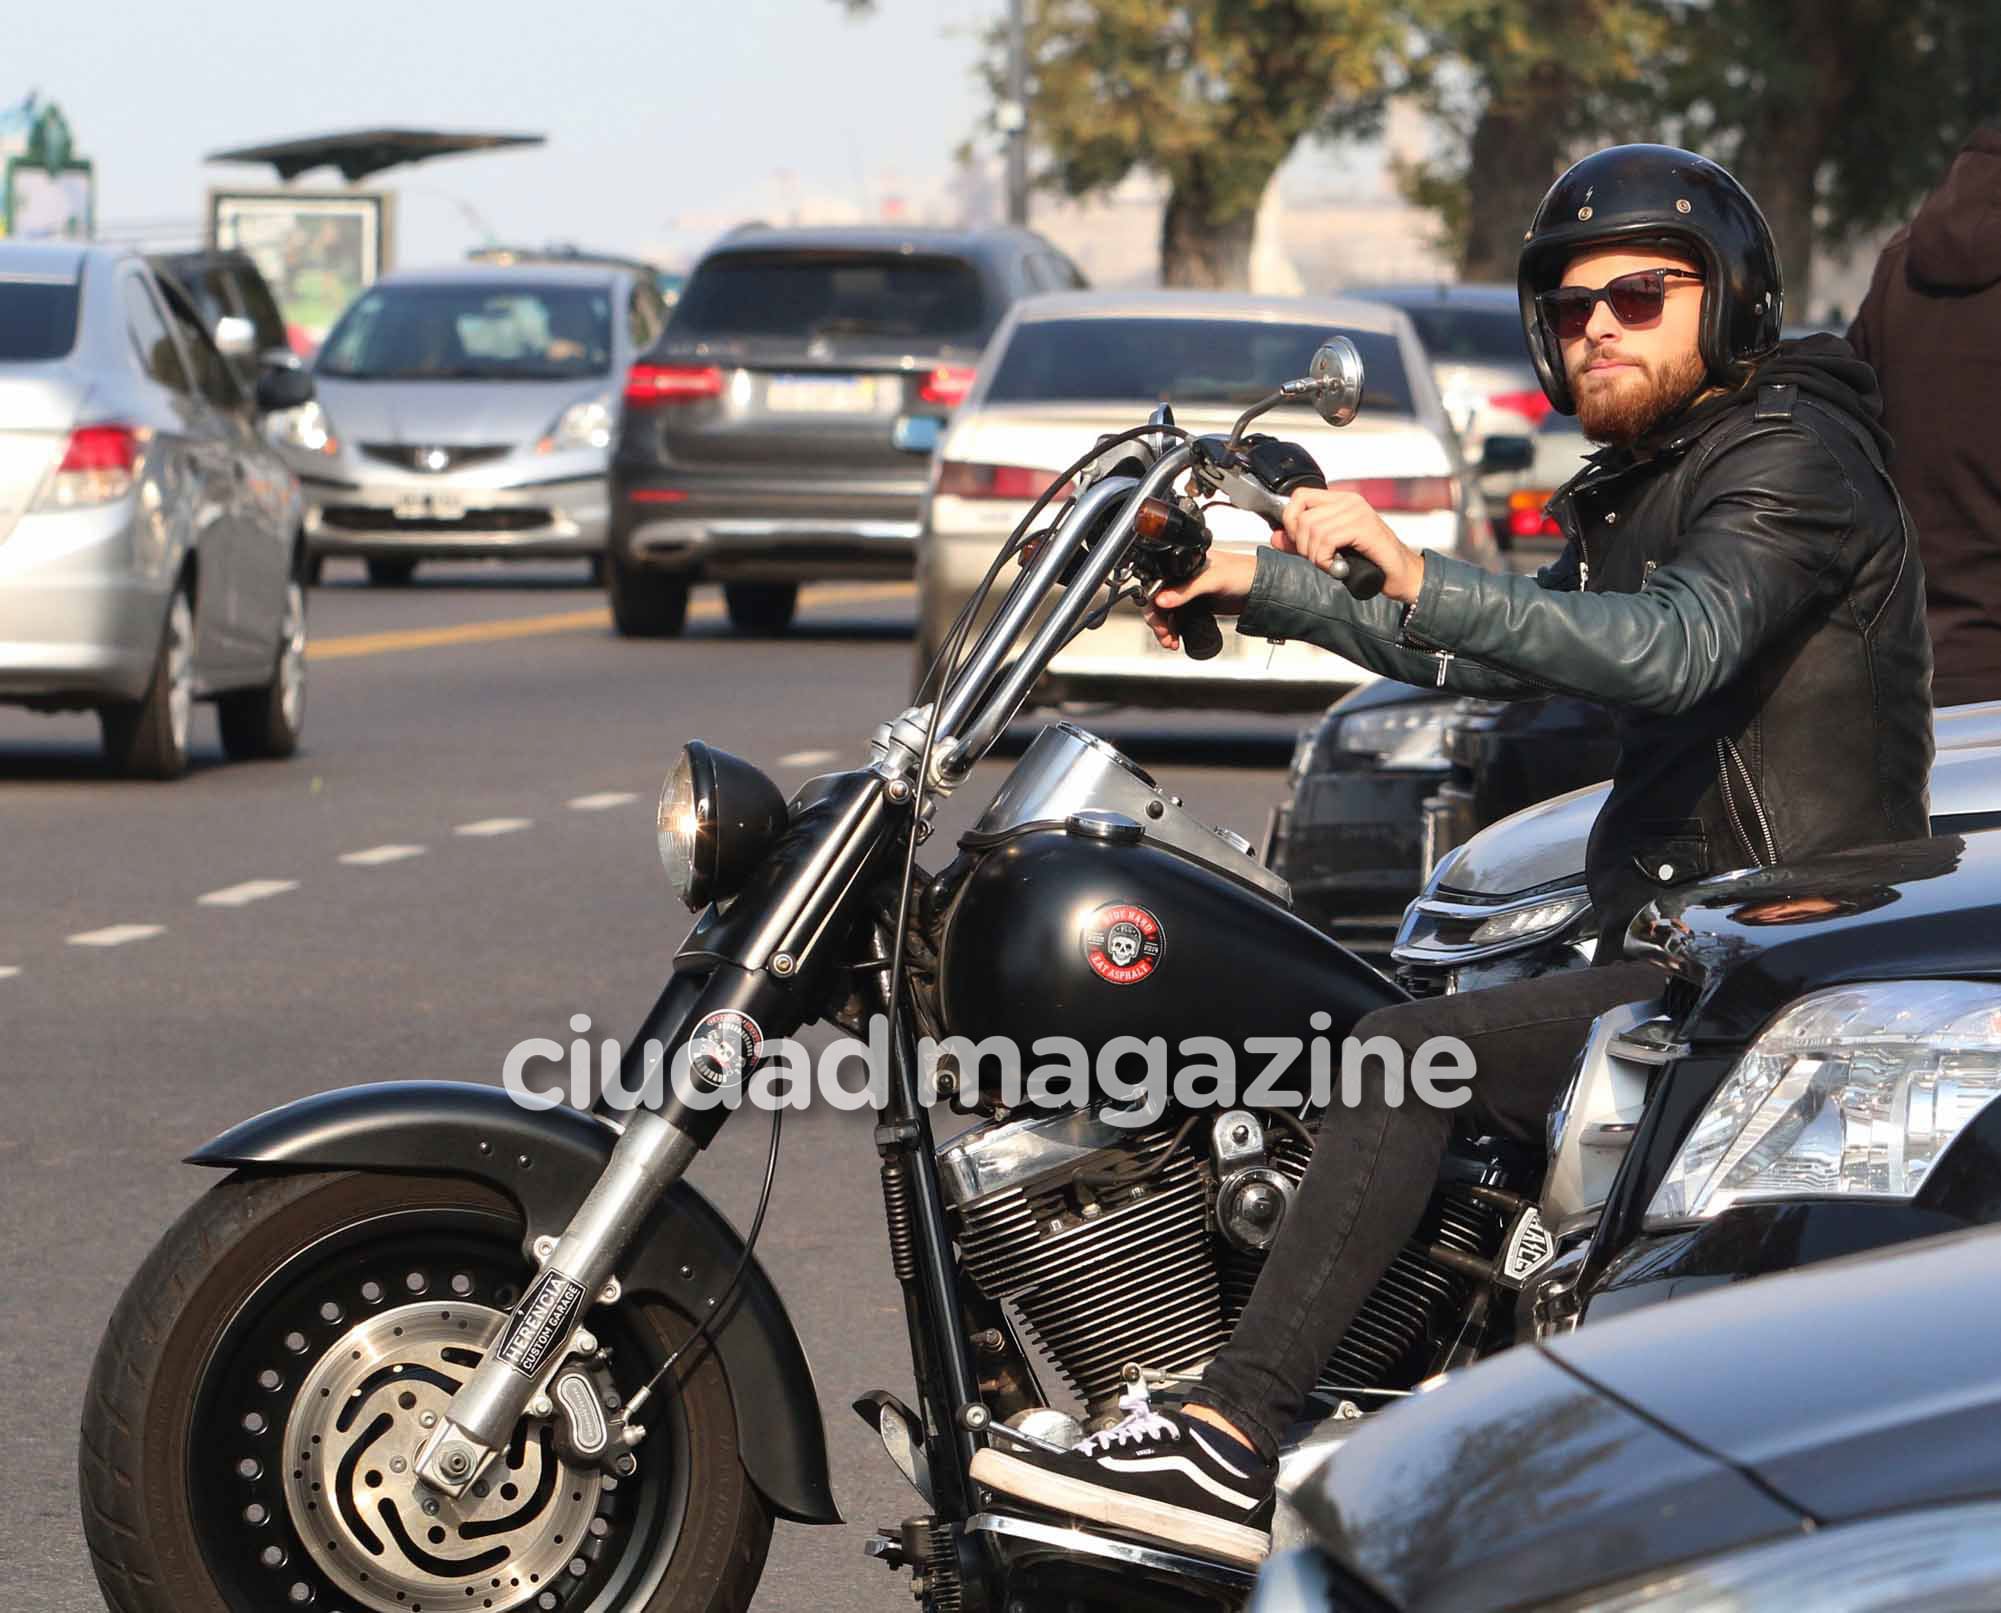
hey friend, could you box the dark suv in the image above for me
[607,225,1085,636]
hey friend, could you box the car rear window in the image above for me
[1390,305,1525,365]
[668,251,991,346]
[984,318,1415,416]
[0,272,82,361]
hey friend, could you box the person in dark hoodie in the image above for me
[1849,126,2001,706]
[967,145,1933,1568]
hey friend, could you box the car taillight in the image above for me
[1327,476,1457,514]
[34,424,140,510]
[624,363,724,406]
[1488,389,1554,426]
[919,365,977,407]
[1507,489,1561,538]
[934,460,1073,502]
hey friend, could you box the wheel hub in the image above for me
[280,1302,606,1612]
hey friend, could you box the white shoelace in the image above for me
[1076,1387,1182,1456]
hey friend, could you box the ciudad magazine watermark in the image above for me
[503,1011,1479,1125]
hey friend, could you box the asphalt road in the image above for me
[0,557,1302,1611]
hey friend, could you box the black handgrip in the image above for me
[1173,599,1224,661]
[1330,551,1388,601]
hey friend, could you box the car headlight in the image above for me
[656,741,790,911]
[1334,703,1456,768]
[1544,1501,2001,1611]
[1645,980,2001,1228]
[539,393,615,453]
[267,399,338,456]
[1467,893,1591,949]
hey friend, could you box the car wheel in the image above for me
[724,582,798,635]
[589,552,607,587]
[102,586,195,781]
[608,545,690,638]
[217,575,307,761]
[366,557,418,586]
[304,552,325,587]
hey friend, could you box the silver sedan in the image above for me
[0,242,309,778]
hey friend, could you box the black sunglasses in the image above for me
[1537,268,1703,340]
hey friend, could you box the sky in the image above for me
[15,0,1378,272]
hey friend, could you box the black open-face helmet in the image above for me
[1518,144,1783,415]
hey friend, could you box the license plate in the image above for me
[765,373,889,415]
[392,493,467,521]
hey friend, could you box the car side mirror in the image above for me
[255,366,316,414]
[1479,434,1535,475]
[213,315,257,360]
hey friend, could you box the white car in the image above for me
[915,291,1498,712]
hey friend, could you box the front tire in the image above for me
[101,586,194,780]
[608,545,690,638]
[217,576,306,761]
[367,557,419,586]
[81,1170,770,1613]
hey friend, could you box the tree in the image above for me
[1391,0,1668,281]
[1660,0,2001,316]
[839,0,1416,287]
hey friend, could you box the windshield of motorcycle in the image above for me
[984,318,1415,414]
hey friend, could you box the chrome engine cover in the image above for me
[940,1106,1508,1412]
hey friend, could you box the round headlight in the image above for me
[656,741,790,912]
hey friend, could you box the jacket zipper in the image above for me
[1718,738,1779,864]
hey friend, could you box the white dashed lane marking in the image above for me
[567,792,638,811]
[68,924,164,948]
[339,844,427,867]
[0,966,19,980]
[778,749,838,768]
[454,818,533,837]
[198,879,300,909]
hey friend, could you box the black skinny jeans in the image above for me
[1189,960,1663,1462]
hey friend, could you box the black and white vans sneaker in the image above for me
[967,1389,1276,1567]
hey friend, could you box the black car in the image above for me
[1265,683,1618,961]
[147,249,296,387]
[1262,1222,2001,1612]
[606,225,1085,637]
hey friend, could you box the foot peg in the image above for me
[853,1390,933,1506]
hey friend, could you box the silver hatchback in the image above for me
[278,265,664,585]
[0,243,309,778]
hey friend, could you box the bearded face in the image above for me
[1556,246,1710,446]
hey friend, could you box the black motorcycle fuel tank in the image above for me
[937,827,1404,1063]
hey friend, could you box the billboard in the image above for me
[209,188,393,355]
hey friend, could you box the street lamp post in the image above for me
[1001,0,1028,226]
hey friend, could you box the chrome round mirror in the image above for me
[1309,337,1364,427]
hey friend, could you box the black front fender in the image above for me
[190,1080,840,1525]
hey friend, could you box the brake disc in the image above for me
[279,1301,607,1612]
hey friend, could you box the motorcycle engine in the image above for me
[938,1106,1507,1414]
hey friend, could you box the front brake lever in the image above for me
[1211,465,1385,602]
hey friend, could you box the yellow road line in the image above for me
[309,582,913,662]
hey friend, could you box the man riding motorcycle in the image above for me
[967,144,1935,1567]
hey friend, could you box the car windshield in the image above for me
[668,252,989,345]
[0,272,82,361]
[1387,304,1525,365]
[984,318,1415,416]
[317,282,614,380]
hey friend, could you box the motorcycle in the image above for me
[65,336,1736,1613]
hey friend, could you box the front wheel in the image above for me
[217,576,307,761]
[81,1171,770,1613]
[367,557,419,586]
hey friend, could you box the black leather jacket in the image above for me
[1238,340,1934,954]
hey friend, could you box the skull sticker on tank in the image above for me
[1082,903,1163,985]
